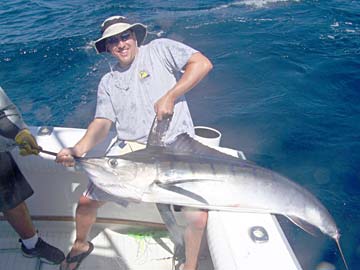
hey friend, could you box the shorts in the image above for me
[84,140,146,206]
[0,151,33,212]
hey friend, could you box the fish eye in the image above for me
[108,158,118,168]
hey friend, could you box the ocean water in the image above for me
[0,0,359,269]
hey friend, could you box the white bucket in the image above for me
[194,126,222,147]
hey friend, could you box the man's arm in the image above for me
[56,118,112,166]
[154,52,213,120]
[0,87,40,155]
[0,87,27,139]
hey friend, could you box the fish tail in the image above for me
[335,233,349,270]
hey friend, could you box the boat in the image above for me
[0,125,307,269]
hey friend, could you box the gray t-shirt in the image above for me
[95,38,198,143]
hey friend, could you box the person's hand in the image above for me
[154,92,175,120]
[56,148,77,167]
[15,129,41,156]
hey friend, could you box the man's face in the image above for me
[106,30,138,67]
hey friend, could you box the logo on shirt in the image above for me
[139,70,150,79]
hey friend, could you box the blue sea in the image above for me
[0,0,359,269]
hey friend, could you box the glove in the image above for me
[15,129,41,156]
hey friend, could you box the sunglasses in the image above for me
[106,31,132,45]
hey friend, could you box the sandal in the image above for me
[60,241,94,270]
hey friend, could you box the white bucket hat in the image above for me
[94,16,147,54]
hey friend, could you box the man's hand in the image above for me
[154,92,175,120]
[55,118,112,167]
[56,148,77,167]
[15,129,41,156]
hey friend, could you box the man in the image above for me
[0,86,65,264]
[56,15,212,270]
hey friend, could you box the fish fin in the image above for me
[145,116,255,166]
[147,116,172,148]
[155,181,208,204]
[286,215,321,237]
[165,133,254,165]
[156,179,224,186]
[334,233,349,270]
[156,203,184,249]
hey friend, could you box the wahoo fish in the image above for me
[76,118,348,269]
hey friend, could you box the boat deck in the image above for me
[0,220,213,270]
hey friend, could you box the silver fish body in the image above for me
[75,117,348,269]
[78,151,338,240]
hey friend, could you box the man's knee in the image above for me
[185,210,208,229]
[77,196,104,213]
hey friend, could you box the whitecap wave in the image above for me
[213,0,300,9]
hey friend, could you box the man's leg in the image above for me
[1,151,36,239]
[182,209,208,270]
[3,201,65,264]
[61,195,104,270]
[3,201,36,239]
